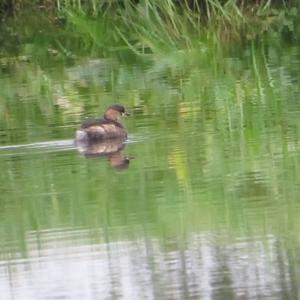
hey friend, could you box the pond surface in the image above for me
[1,34,300,299]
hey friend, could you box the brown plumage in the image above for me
[75,104,129,142]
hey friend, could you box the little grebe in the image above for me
[75,104,129,142]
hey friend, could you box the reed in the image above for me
[1,1,299,54]
[66,0,299,54]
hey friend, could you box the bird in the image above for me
[75,104,129,143]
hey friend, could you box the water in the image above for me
[1,34,300,299]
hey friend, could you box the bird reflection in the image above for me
[75,138,132,170]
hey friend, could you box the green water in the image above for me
[1,32,300,299]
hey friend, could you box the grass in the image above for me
[1,1,299,55]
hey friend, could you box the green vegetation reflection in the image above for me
[1,39,300,256]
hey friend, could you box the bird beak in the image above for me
[123,112,130,116]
